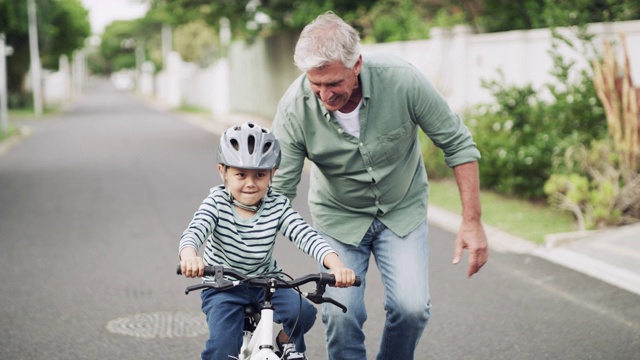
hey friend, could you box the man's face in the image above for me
[306,57,362,112]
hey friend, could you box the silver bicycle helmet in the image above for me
[217,122,281,170]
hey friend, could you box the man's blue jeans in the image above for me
[318,218,431,360]
[200,284,317,360]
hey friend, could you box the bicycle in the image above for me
[177,265,361,360]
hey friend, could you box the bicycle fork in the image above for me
[239,285,280,360]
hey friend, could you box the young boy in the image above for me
[179,122,356,360]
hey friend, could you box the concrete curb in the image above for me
[533,247,640,296]
[428,206,640,296]
[427,206,537,254]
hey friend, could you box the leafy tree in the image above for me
[0,0,90,106]
[40,0,91,69]
[99,20,144,73]
[476,0,640,33]
[146,0,251,36]
[145,0,396,41]
[173,20,218,65]
[0,0,29,100]
[355,0,431,43]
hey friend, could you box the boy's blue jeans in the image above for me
[318,218,431,360]
[200,284,317,360]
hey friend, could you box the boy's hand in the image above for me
[179,248,205,278]
[180,256,205,278]
[323,252,357,287]
[330,267,357,288]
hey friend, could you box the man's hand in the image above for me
[452,219,488,277]
[451,161,488,277]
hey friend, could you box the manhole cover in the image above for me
[106,311,208,338]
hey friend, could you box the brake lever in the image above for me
[183,266,237,295]
[185,283,215,295]
[323,296,348,313]
[304,283,348,313]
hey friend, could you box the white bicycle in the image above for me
[177,265,361,360]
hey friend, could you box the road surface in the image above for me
[1,80,638,360]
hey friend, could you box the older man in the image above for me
[271,12,488,360]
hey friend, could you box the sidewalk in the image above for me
[429,207,640,297]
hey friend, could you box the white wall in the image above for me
[144,19,640,118]
[38,50,87,108]
[362,21,640,112]
[38,20,640,117]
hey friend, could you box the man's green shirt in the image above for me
[272,53,480,246]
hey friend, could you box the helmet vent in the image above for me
[263,142,272,153]
[247,135,255,154]
[230,139,239,150]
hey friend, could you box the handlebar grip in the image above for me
[326,273,363,287]
[176,265,225,277]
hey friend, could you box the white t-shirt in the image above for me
[333,98,364,137]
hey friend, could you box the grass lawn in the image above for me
[176,105,209,114]
[428,179,576,244]
[0,123,19,142]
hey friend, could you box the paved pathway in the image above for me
[0,80,638,360]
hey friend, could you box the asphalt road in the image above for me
[1,80,639,360]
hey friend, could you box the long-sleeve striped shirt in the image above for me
[179,185,336,280]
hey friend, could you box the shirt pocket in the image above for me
[376,121,417,163]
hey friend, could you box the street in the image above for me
[1,80,639,360]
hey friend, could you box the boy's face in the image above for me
[218,165,272,206]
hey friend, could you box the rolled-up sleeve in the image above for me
[409,68,481,167]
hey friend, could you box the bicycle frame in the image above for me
[238,304,279,360]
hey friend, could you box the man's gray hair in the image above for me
[294,12,362,72]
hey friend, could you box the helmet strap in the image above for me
[231,198,261,212]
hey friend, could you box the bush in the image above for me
[467,78,554,198]
[464,48,607,199]
[420,29,609,203]
[544,139,623,230]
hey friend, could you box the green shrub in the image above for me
[465,45,607,200]
[544,138,624,230]
[467,77,554,198]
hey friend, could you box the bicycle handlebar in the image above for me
[176,265,362,313]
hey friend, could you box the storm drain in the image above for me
[106,311,208,338]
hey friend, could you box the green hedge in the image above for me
[421,45,609,200]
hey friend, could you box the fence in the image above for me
[225,20,639,118]
[31,51,86,109]
[41,20,640,120]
